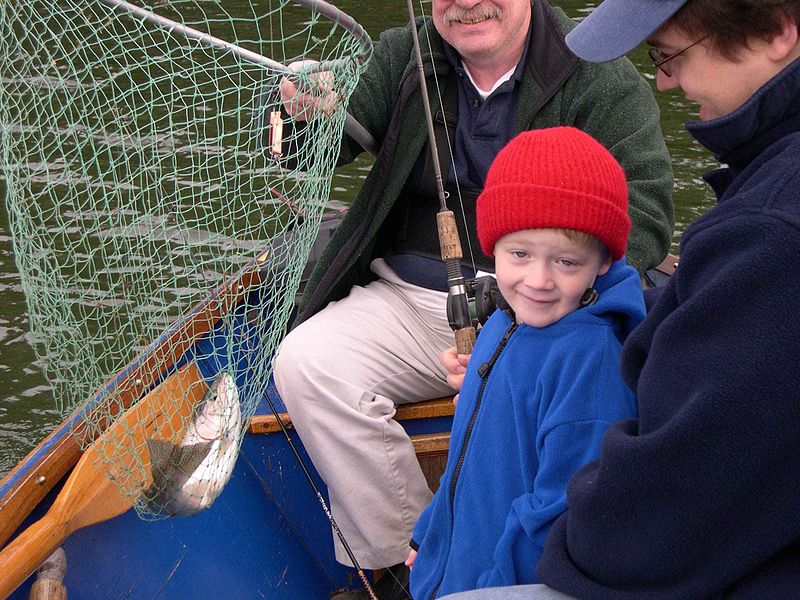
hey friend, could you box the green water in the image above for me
[0,0,718,477]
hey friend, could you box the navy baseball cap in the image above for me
[566,0,691,62]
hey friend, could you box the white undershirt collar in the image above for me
[461,62,517,100]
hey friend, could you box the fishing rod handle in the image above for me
[439,210,476,352]
[437,210,463,261]
[454,326,476,355]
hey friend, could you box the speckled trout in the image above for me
[143,372,242,517]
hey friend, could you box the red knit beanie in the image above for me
[476,127,630,260]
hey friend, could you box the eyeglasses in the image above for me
[648,36,709,77]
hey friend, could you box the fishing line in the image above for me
[405,0,476,356]
[97,0,381,592]
[261,390,380,600]
[260,205,412,599]
[415,0,479,275]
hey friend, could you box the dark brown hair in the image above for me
[671,0,800,59]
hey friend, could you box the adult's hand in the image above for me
[279,60,338,121]
[405,549,417,570]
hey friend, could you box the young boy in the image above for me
[406,127,646,599]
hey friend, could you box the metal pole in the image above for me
[95,0,379,157]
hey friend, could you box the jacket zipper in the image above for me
[430,315,519,599]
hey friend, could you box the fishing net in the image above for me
[0,0,371,518]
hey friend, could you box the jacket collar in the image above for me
[523,2,579,93]
[517,0,579,131]
[686,57,800,177]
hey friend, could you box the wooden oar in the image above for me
[0,362,208,599]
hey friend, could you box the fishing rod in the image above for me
[404,0,476,355]
[95,0,380,158]
[261,390,379,600]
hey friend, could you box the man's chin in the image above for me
[451,42,502,69]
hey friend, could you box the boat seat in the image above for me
[248,397,455,492]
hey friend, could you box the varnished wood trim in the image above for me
[395,398,455,421]
[0,432,82,549]
[410,432,450,456]
[248,396,456,434]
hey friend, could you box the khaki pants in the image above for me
[273,259,456,569]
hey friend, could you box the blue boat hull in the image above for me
[8,414,357,598]
[7,380,454,598]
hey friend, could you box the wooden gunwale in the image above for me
[657,254,679,276]
[248,397,456,434]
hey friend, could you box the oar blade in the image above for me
[0,363,207,598]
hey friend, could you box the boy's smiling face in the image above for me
[494,229,612,328]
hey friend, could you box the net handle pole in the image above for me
[294,0,372,56]
[94,0,379,157]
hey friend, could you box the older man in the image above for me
[274,0,673,590]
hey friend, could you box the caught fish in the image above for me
[142,372,242,517]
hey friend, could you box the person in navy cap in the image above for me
[441,1,800,598]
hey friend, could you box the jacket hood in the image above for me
[583,258,645,340]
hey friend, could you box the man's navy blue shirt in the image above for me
[442,32,529,188]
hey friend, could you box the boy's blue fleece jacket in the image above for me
[409,259,645,598]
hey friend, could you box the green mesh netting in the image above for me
[0,0,370,518]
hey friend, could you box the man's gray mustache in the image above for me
[443,4,502,25]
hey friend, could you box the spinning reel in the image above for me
[447,275,509,332]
